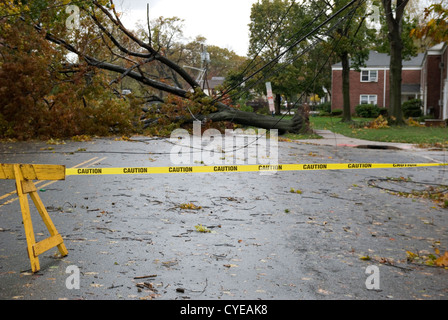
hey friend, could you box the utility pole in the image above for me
[200,45,211,94]
[184,45,211,94]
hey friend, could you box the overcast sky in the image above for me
[117,0,259,56]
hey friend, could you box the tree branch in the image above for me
[26,3,308,134]
[91,0,201,90]
[88,9,153,59]
[396,0,410,23]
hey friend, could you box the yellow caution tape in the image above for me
[65,163,448,176]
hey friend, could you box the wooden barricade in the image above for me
[0,164,68,272]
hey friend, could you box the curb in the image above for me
[297,130,420,151]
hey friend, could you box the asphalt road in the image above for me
[0,136,447,300]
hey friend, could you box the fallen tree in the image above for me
[33,0,310,135]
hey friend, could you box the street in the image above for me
[0,136,447,300]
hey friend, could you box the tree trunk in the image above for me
[382,0,409,125]
[202,104,309,134]
[143,102,310,135]
[275,94,282,115]
[389,28,404,124]
[341,52,352,122]
[389,32,404,124]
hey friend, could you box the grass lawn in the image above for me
[280,115,448,147]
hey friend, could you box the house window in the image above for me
[360,95,377,105]
[361,70,378,82]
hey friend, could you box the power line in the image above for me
[158,0,366,157]
[234,0,298,89]
[212,0,362,106]
[216,0,364,108]
[212,9,325,104]
[207,0,367,155]
[216,7,329,126]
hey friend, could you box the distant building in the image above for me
[199,77,226,96]
[331,51,425,115]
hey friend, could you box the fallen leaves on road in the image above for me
[289,188,302,194]
[179,203,202,210]
[136,281,161,300]
[194,224,211,233]
[406,247,448,268]
[317,288,332,295]
[435,251,448,267]
[46,138,66,145]
[71,135,92,142]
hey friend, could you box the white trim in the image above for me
[424,85,428,115]
[402,67,424,71]
[444,80,448,120]
[427,48,444,56]
[384,68,387,108]
[332,66,422,71]
[359,67,386,71]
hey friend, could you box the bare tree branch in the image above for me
[91,0,201,90]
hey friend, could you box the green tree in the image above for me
[247,0,309,115]
[317,0,375,122]
[248,0,321,114]
[374,10,419,58]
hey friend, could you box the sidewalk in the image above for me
[299,130,420,150]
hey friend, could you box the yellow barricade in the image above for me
[0,164,68,273]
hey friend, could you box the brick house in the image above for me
[420,43,448,120]
[331,50,424,115]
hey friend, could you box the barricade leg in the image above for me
[13,165,67,273]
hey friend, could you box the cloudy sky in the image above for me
[116,0,259,56]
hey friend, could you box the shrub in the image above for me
[239,104,254,113]
[317,102,331,113]
[256,106,271,115]
[355,104,380,118]
[402,99,423,118]
[331,109,343,116]
[378,108,388,117]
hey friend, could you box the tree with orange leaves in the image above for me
[411,2,448,44]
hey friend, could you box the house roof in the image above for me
[199,77,225,89]
[427,42,445,53]
[332,51,425,69]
